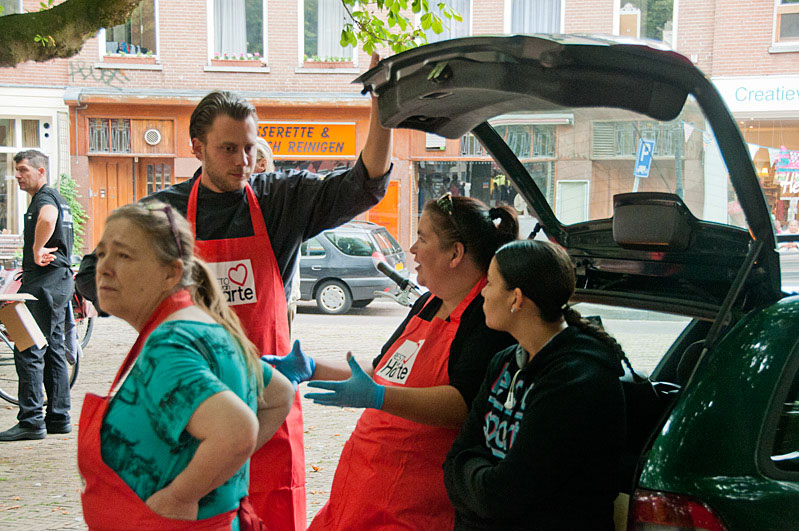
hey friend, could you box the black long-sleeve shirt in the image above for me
[151,156,389,299]
[443,326,625,530]
[78,157,389,303]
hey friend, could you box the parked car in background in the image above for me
[359,35,798,528]
[299,221,407,314]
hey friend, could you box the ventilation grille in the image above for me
[144,128,162,146]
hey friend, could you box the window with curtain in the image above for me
[426,0,470,43]
[105,0,157,55]
[0,119,14,147]
[510,0,561,34]
[213,0,264,58]
[0,0,20,16]
[304,0,353,61]
[777,0,799,43]
[21,120,39,148]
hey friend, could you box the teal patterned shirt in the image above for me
[101,320,272,526]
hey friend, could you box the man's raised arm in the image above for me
[361,53,392,180]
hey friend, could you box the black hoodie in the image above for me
[443,326,625,530]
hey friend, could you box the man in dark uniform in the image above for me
[0,150,74,441]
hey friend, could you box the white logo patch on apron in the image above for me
[207,259,258,306]
[376,339,424,385]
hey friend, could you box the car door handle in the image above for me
[311,266,322,271]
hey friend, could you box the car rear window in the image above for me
[324,232,375,257]
[301,237,325,257]
[572,303,692,375]
[771,370,799,473]
[372,229,402,255]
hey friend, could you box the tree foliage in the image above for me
[0,0,151,67]
[340,0,462,55]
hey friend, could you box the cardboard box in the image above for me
[0,294,47,351]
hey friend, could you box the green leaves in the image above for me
[339,0,462,57]
[34,34,55,47]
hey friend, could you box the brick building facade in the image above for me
[0,0,796,250]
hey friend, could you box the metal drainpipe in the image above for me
[73,91,88,164]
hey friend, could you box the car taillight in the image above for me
[371,251,386,267]
[629,489,726,530]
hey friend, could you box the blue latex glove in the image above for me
[304,353,385,409]
[262,340,315,390]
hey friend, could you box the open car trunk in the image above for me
[357,35,782,321]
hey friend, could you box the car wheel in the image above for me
[316,280,352,314]
[352,299,373,308]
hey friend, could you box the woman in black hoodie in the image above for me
[444,240,634,530]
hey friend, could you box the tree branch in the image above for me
[0,0,143,68]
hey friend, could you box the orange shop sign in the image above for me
[258,122,357,158]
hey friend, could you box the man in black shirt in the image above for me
[0,150,74,441]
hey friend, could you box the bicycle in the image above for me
[0,266,96,404]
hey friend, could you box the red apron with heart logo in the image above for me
[78,290,265,530]
[309,278,487,530]
[188,179,305,531]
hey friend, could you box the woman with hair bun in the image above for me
[444,239,629,530]
[78,201,294,529]
[265,193,520,529]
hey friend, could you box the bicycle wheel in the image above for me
[0,330,17,404]
[0,332,80,406]
[75,315,94,349]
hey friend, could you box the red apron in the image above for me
[309,278,487,530]
[78,290,264,530]
[188,179,305,531]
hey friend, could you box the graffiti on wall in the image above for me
[68,61,130,89]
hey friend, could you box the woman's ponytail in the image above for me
[563,305,643,382]
[191,259,265,391]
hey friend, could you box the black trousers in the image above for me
[14,268,73,429]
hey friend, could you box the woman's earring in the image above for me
[510,307,517,314]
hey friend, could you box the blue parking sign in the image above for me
[634,138,655,179]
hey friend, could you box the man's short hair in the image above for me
[190,91,258,143]
[13,149,49,175]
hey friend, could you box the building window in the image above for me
[592,120,681,158]
[509,0,561,34]
[0,0,21,16]
[460,133,486,156]
[0,118,44,234]
[146,163,171,195]
[466,124,556,159]
[103,0,157,56]
[89,119,131,153]
[0,119,40,148]
[425,0,470,43]
[556,180,589,224]
[776,0,799,43]
[617,1,674,47]
[211,0,266,60]
[303,0,354,61]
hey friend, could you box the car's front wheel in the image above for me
[315,280,352,314]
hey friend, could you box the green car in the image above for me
[359,35,798,529]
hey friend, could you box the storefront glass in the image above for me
[742,119,799,227]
